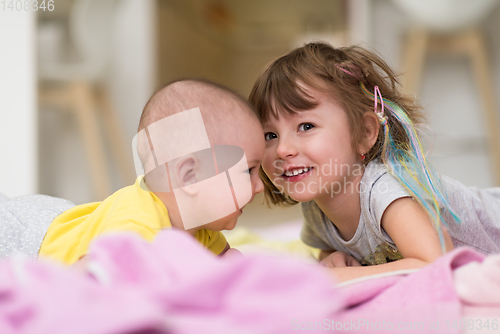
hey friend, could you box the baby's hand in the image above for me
[320,251,361,268]
[222,247,244,259]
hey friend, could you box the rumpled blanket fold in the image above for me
[0,229,498,334]
[333,248,485,334]
[0,230,342,334]
[86,229,343,333]
[454,253,500,306]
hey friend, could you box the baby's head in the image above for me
[136,79,264,232]
[249,42,425,205]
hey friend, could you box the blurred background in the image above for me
[2,0,500,230]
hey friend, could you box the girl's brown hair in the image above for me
[249,42,425,206]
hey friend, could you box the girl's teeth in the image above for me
[284,167,310,177]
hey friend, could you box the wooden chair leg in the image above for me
[400,28,429,94]
[466,28,500,185]
[71,81,112,200]
[97,87,137,185]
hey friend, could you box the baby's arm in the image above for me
[71,255,90,273]
[328,197,454,283]
[218,242,243,258]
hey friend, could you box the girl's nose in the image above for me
[276,138,298,159]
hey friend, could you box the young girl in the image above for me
[249,42,500,282]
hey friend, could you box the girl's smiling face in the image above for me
[262,90,364,203]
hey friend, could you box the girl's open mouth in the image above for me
[281,167,313,182]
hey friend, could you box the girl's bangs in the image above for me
[259,65,320,123]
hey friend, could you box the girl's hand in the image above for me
[320,251,361,268]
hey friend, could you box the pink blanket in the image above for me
[0,229,497,334]
[333,248,485,334]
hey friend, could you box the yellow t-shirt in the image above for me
[39,177,227,264]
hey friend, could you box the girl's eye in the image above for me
[264,132,277,141]
[298,123,315,132]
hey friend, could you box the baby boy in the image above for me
[0,79,264,265]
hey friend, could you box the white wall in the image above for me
[0,10,37,197]
[39,0,157,204]
[111,0,157,143]
[369,0,500,188]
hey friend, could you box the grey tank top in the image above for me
[301,161,500,265]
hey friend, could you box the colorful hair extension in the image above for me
[360,83,461,252]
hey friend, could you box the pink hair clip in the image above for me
[337,65,387,125]
[335,64,362,79]
[374,85,387,124]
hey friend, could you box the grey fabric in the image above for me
[440,175,500,254]
[301,161,500,263]
[0,193,9,203]
[0,194,75,259]
[301,161,408,263]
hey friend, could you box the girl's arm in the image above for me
[382,197,454,261]
[328,197,454,283]
[320,250,361,267]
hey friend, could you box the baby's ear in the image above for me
[173,155,199,195]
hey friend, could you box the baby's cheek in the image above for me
[261,154,274,175]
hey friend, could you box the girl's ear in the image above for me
[359,112,380,154]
